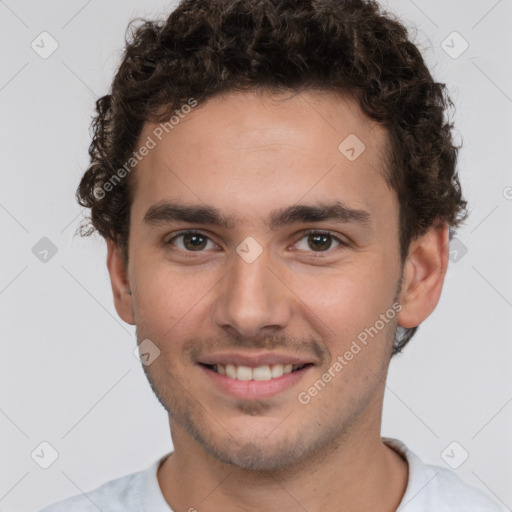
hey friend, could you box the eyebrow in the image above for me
[143,200,373,231]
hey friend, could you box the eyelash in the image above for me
[165,229,348,259]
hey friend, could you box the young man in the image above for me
[41,0,505,510]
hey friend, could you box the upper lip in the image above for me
[198,351,315,367]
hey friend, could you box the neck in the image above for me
[157,419,408,511]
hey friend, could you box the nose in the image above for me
[212,246,292,340]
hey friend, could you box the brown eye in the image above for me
[167,231,214,252]
[308,233,332,251]
[294,231,345,253]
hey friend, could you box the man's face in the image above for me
[123,90,404,470]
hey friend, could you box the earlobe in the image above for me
[106,239,135,325]
[396,223,449,329]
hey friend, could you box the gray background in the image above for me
[0,0,511,510]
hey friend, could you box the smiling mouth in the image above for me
[200,363,313,381]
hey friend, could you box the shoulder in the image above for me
[38,466,149,512]
[383,437,507,512]
[426,463,505,511]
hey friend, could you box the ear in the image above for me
[396,222,449,329]
[106,238,135,325]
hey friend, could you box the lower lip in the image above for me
[199,364,313,400]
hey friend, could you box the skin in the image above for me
[106,89,449,511]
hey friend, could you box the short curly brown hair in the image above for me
[77,0,468,354]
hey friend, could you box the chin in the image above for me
[212,439,306,472]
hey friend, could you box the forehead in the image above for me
[130,89,395,231]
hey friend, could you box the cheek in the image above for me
[132,263,214,338]
[287,261,392,337]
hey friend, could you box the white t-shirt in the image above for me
[39,437,507,511]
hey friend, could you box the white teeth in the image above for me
[252,365,272,381]
[212,363,302,381]
[236,365,253,381]
[225,363,237,379]
[271,364,284,378]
